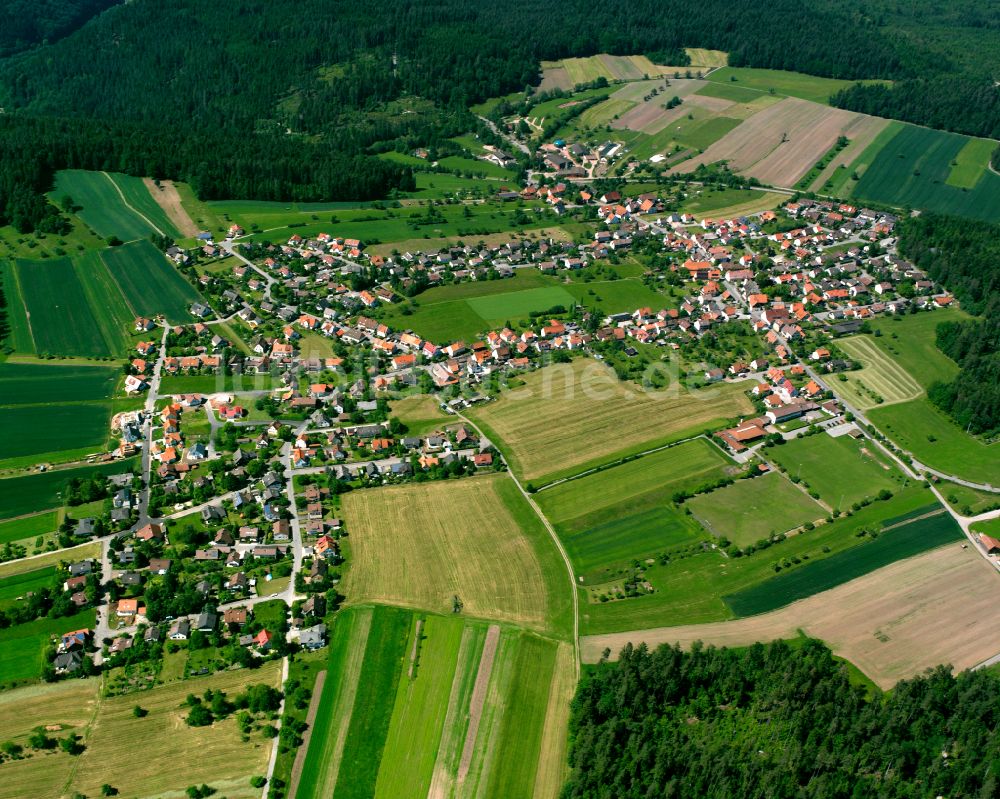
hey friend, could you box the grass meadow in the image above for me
[705,67,889,105]
[0,566,56,610]
[101,239,207,322]
[51,170,176,241]
[0,608,96,687]
[0,457,139,520]
[0,511,59,546]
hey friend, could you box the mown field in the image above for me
[51,170,179,241]
[767,432,901,508]
[469,359,753,485]
[0,661,280,799]
[537,438,732,578]
[577,485,936,634]
[0,457,139,520]
[0,566,55,610]
[389,394,448,437]
[340,474,571,635]
[705,67,889,105]
[581,544,1000,690]
[0,608,96,686]
[723,506,961,616]
[100,238,206,321]
[296,606,573,799]
[688,472,826,546]
[851,123,1000,222]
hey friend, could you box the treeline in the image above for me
[563,639,1000,799]
[0,0,119,57]
[831,78,1000,139]
[896,213,1000,436]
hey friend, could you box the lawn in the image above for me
[705,67,889,105]
[51,170,172,241]
[0,609,96,687]
[11,257,116,357]
[468,359,753,485]
[0,566,56,609]
[341,475,572,635]
[852,123,1000,222]
[863,310,965,389]
[940,482,1000,516]
[869,399,1000,486]
[767,433,902,508]
[390,394,448,436]
[723,507,962,616]
[0,362,119,405]
[696,82,762,104]
[100,239,207,322]
[578,485,936,634]
[0,457,139,520]
[0,511,59,545]
[687,472,826,546]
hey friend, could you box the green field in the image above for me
[723,507,962,616]
[11,257,118,357]
[0,457,139,520]
[0,403,112,462]
[100,239,207,321]
[51,171,178,241]
[0,566,56,609]
[870,399,1000,485]
[767,433,901,508]
[852,124,1000,222]
[466,285,575,322]
[0,363,119,405]
[578,485,936,634]
[0,511,59,545]
[945,137,997,189]
[688,472,826,546]
[0,608,96,686]
[562,277,669,317]
[827,120,904,195]
[705,67,889,105]
[695,82,763,104]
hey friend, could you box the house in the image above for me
[196,611,217,632]
[298,623,327,650]
[253,628,273,651]
[169,619,191,640]
[116,598,139,617]
[148,557,172,575]
[75,518,97,538]
[54,651,84,674]
[982,535,1000,555]
[224,607,248,627]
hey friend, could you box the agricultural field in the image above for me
[679,188,785,219]
[577,485,936,634]
[945,137,997,188]
[562,277,670,317]
[143,178,201,238]
[539,54,676,88]
[50,170,179,241]
[340,474,572,635]
[389,394,448,436]
[767,432,901,507]
[0,458,139,520]
[0,362,119,406]
[836,336,926,409]
[537,438,732,577]
[0,402,112,463]
[851,123,1000,222]
[296,606,573,799]
[0,661,280,799]
[468,359,753,485]
[705,67,889,105]
[685,48,728,68]
[580,542,991,690]
[0,511,59,546]
[825,120,904,195]
[100,238,207,321]
[376,269,565,342]
[688,472,826,546]
[0,609,95,687]
[9,257,121,357]
[807,117,891,193]
[0,566,55,609]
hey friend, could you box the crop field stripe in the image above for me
[294,607,373,799]
[100,239,205,322]
[73,250,137,351]
[945,137,996,189]
[373,615,464,799]
[532,641,575,798]
[1,260,36,354]
[426,623,487,799]
[333,605,413,799]
[722,507,963,616]
[456,624,501,787]
[485,634,558,797]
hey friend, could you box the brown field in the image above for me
[673,97,868,186]
[0,661,281,799]
[469,359,753,483]
[340,475,562,631]
[144,178,200,238]
[685,48,729,68]
[685,93,736,113]
[538,64,573,93]
[457,624,500,782]
[531,641,575,798]
[611,79,705,133]
[808,116,891,192]
[580,544,1000,689]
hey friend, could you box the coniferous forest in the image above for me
[0,0,999,231]
[563,640,1000,799]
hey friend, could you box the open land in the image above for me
[468,359,753,484]
[340,474,572,634]
[143,178,200,237]
[50,170,179,241]
[100,239,206,322]
[0,458,139,520]
[580,543,995,690]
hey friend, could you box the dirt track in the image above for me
[143,178,200,237]
[581,544,1000,688]
[457,625,500,783]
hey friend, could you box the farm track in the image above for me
[457,624,500,784]
[101,172,165,237]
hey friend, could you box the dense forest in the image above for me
[563,640,1000,799]
[897,214,1000,437]
[0,0,998,226]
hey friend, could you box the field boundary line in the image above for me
[101,171,165,238]
[94,249,139,318]
[456,624,500,784]
[8,262,38,353]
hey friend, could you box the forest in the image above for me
[897,213,1000,437]
[563,639,1000,799]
